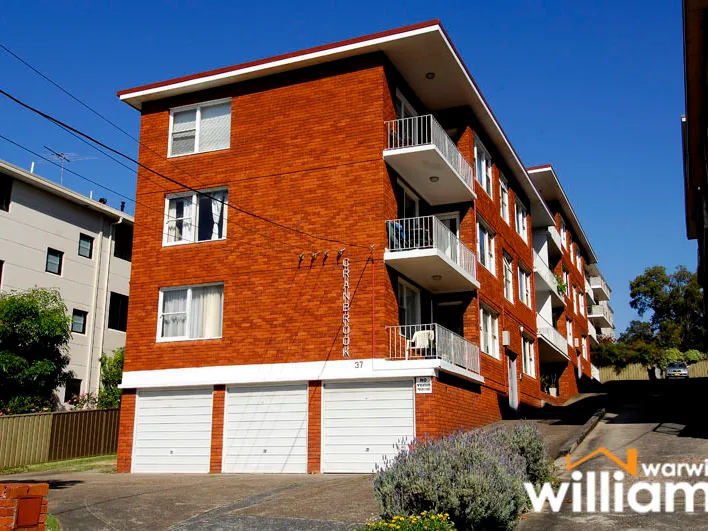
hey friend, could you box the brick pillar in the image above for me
[210,385,226,473]
[0,483,49,531]
[116,389,136,473]
[307,381,322,473]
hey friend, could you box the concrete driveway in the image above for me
[0,470,377,530]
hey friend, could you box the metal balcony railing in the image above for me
[386,216,477,282]
[387,323,481,375]
[385,115,474,189]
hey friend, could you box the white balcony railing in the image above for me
[533,250,562,298]
[536,315,569,357]
[385,115,474,189]
[590,275,611,297]
[386,216,477,282]
[548,225,563,253]
[387,323,481,375]
[591,364,601,382]
[588,304,613,326]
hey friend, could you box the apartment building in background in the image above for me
[0,159,133,402]
[115,20,606,474]
[528,165,609,399]
[682,0,708,339]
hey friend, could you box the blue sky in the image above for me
[0,0,690,333]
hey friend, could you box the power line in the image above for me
[0,88,370,250]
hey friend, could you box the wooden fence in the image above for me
[0,409,119,469]
[599,360,708,382]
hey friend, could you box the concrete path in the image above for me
[520,379,708,530]
[0,471,377,530]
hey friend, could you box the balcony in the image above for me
[588,304,613,328]
[384,115,476,205]
[384,216,480,293]
[590,275,611,301]
[533,251,565,307]
[536,315,569,362]
[547,225,563,257]
[588,321,599,345]
[387,323,481,376]
[591,363,601,382]
[585,276,596,304]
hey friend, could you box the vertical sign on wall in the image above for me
[342,258,350,357]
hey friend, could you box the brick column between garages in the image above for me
[116,389,136,473]
[210,385,226,473]
[307,381,322,473]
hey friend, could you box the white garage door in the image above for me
[223,384,308,473]
[322,380,415,473]
[132,387,213,473]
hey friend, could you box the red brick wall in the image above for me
[415,374,502,436]
[210,386,225,473]
[0,484,49,531]
[116,389,136,473]
[307,381,322,473]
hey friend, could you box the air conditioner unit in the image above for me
[502,331,511,346]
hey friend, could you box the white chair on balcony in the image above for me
[406,329,434,359]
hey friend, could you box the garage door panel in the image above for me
[223,384,308,473]
[132,388,213,473]
[323,380,414,473]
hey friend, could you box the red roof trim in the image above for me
[117,19,441,97]
[527,164,553,171]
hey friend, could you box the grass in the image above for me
[46,513,60,531]
[0,454,116,475]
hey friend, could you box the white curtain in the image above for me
[162,289,188,337]
[189,285,223,339]
[167,197,193,243]
[210,191,226,239]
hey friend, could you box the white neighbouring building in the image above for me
[0,159,133,402]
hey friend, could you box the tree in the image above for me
[0,288,72,414]
[97,347,124,409]
[629,265,704,351]
[618,320,654,343]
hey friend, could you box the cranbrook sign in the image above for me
[342,258,350,357]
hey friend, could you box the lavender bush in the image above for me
[509,422,555,485]
[373,424,553,530]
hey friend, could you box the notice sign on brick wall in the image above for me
[415,376,432,394]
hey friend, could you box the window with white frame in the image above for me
[164,189,228,245]
[566,317,573,346]
[397,279,421,327]
[572,285,577,313]
[503,253,514,302]
[500,174,509,223]
[578,255,583,273]
[477,219,495,274]
[570,242,576,265]
[562,268,569,293]
[158,284,224,340]
[518,266,532,307]
[474,138,493,196]
[169,100,231,157]
[582,336,588,359]
[559,217,567,248]
[522,336,535,377]
[480,305,499,359]
[515,199,528,243]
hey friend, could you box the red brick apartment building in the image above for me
[115,20,611,474]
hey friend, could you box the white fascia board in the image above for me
[119,357,483,389]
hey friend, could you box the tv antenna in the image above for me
[42,146,96,185]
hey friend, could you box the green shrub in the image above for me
[361,513,455,530]
[374,427,530,530]
[509,422,555,485]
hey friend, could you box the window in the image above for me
[397,182,419,219]
[114,223,133,261]
[164,189,228,245]
[394,89,417,119]
[477,220,495,274]
[570,242,576,265]
[158,284,223,340]
[500,174,509,223]
[572,286,577,313]
[108,292,129,332]
[582,336,588,359]
[515,199,528,243]
[78,233,94,259]
[45,248,63,275]
[397,279,421,327]
[0,174,11,211]
[562,268,569,294]
[559,217,567,248]
[518,266,532,307]
[566,317,573,346]
[64,378,81,403]
[71,309,88,334]
[578,255,583,273]
[503,253,514,302]
[474,138,493,196]
[522,336,535,377]
[169,100,231,157]
[480,305,500,359]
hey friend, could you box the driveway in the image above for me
[520,379,708,530]
[0,470,377,530]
